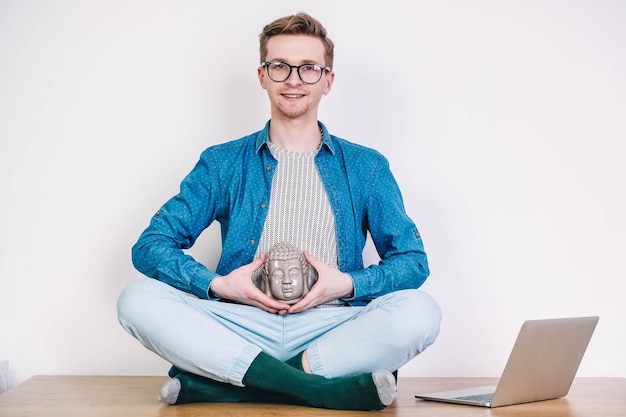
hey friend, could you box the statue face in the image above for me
[265,258,306,303]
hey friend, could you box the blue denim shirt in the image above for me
[132,121,429,305]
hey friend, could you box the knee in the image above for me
[410,290,442,324]
[385,289,441,320]
[386,290,442,349]
[116,278,161,327]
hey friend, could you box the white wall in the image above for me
[1,0,624,388]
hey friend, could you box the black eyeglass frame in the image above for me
[261,61,332,84]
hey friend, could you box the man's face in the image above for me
[265,259,306,303]
[258,34,334,121]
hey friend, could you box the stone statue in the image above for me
[261,241,316,304]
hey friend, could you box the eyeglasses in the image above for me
[261,61,331,84]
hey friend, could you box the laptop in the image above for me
[415,316,599,408]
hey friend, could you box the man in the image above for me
[117,12,441,411]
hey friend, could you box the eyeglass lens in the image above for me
[266,63,324,84]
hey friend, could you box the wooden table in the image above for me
[0,376,624,416]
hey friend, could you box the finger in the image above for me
[247,253,265,271]
[288,297,317,314]
[303,250,321,268]
[248,297,287,314]
[250,290,290,313]
[287,299,310,314]
[287,287,322,313]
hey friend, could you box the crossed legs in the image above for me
[117,278,441,409]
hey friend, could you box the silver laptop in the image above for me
[415,316,599,408]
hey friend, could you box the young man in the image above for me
[117,12,441,411]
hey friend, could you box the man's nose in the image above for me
[285,68,302,85]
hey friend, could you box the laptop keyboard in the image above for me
[455,393,494,403]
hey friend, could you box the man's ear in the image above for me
[258,66,268,90]
[323,71,335,95]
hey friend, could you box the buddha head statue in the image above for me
[262,241,311,304]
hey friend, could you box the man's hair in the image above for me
[259,12,334,68]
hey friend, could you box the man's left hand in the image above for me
[287,251,354,314]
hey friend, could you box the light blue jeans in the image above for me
[117,278,441,387]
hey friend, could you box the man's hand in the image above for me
[210,253,291,314]
[288,251,354,314]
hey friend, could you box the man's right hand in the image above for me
[209,253,291,314]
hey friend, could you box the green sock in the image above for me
[242,352,396,410]
[284,351,305,371]
[159,371,304,405]
[159,354,306,405]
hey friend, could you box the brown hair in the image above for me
[259,12,334,68]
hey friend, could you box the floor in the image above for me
[0,376,624,417]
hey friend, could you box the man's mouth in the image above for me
[282,93,305,99]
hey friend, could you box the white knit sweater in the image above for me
[254,142,343,306]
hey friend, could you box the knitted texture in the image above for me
[255,142,342,306]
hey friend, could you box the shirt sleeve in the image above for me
[131,151,220,299]
[344,156,429,302]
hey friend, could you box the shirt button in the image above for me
[260,203,267,209]
[266,166,273,171]
[250,239,256,245]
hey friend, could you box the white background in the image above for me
[1,0,625,388]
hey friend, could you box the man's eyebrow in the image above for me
[266,58,321,64]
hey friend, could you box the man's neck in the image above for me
[268,118,322,153]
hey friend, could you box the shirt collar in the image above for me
[255,120,336,155]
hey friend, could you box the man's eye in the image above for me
[302,65,316,71]
[274,63,287,69]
